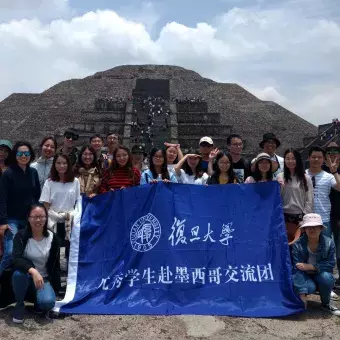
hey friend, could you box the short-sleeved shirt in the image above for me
[40,178,81,212]
[178,169,208,185]
[306,170,337,223]
[233,158,250,183]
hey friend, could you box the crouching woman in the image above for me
[11,203,60,324]
[292,213,340,316]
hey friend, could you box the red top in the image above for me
[99,167,141,193]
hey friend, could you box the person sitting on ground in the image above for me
[174,149,208,185]
[245,153,275,183]
[11,203,61,324]
[31,136,57,189]
[207,150,237,185]
[141,147,177,184]
[292,213,340,316]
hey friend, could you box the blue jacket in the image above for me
[292,233,335,274]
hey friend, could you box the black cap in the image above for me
[131,144,147,156]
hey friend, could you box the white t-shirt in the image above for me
[24,230,53,278]
[305,170,337,223]
[178,169,208,185]
[40,178,81,212]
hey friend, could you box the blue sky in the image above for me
[0,0,339,124]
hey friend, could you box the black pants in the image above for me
[56,223,70,260]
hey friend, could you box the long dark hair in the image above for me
[253,159,273,182]
[8,141,35,166]
[27,203,49,238]
[210,151,235,184]
[40,136,57,151]
[165,145,179,164]
[284,148,308,191]
[149,147,170,180]
[50,154,75,182]
[74,144,99,175]
[182,149,204,179]
[109,145,135,181]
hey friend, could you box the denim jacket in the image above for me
[291,233,335,274]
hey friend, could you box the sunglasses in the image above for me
[64,133,78,141]
[16,151,31,157]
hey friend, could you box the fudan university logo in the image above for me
[130,213,161,252]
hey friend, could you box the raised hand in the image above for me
[209,148,219,161]
[326,154,339,173]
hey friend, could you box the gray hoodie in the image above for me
[31,157,54,189]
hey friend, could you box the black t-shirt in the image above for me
[322,164,340,219]
[233,158,251,183]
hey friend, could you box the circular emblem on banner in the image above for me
[130,213,161,252]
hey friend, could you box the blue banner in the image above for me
[56,182,304,317]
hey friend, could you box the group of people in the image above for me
[0,127,340,322]
[131,97,171,147]
[94,97,127,111]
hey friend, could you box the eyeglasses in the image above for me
[64,133,78,141]
[219,161,231,165]
[16,151,31,157]
[231,143,243,147]
[312,176,315,188]
[29,216,47,220]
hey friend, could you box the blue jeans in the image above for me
[322,221,332,238]
[12,270,56,311]
[293,271,335,305]
[0,220,26,275]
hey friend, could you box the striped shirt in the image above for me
[305,170,336,223]
[99,167,141,193]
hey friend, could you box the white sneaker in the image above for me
[321,304,340,316]
[331,291,339,301]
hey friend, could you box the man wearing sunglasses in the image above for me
[323,142,340,285]
[59,129,79,166]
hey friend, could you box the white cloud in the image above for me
[0,0,71,22]
[0,2,339,125]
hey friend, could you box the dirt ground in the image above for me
[1,294,340,340]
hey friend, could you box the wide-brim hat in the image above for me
[259,133,281,149]
[0,140,13,152]
[251,152,279,172]
[325,142,340,153]
[299,213,326,229]
[131,144,147,156]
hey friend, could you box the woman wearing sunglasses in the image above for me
[0,141,41,275]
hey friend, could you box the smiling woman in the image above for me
[0,141,41,275]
